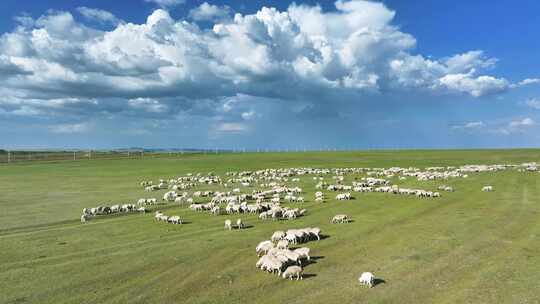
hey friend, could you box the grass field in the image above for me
[1,150,540,304]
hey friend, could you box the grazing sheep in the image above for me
[282,266,303,280]
[259,255,284,275]
[358,272,375,288]
[332,214,349,224]
[168,215,182,225]
[283,250,301,265]
[277,239,289,250]
[224,219,232,230]
[283,210,297,220]
[236,218,244,229]
[336,192,352,200]
[309,227,321,241]
[256,240,274,256]
[145,185,159,192]
[256,255,270,269]
[294,247,310,261]
[271,231,286,242]
[162,191,177,202]
[482,185,493,192]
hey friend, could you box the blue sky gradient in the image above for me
[0,0,539,150]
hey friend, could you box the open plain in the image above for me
[1,150,540,304]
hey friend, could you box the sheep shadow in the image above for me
[373,278,386,287]
[301,255,324,266]
[319,234,331,241]
[302,273,317,279]
[302,260,317,267]
[236,224,254,230]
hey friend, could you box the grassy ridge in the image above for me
[0,150,539,303]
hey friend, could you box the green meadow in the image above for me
[1,150,539,304]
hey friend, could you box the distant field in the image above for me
[1,150,539,304]
[0,150,206,164]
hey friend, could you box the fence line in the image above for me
[0,150,229,164]
[0,148,370,165]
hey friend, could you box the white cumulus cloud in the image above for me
[241,110,256,120]
[438,73,509,97]
[517,78,540,87]
[77,7,122,25]
[509,117,535,127]
[0,0,533,127]
[525,98,540,109]
[189,2,232,22]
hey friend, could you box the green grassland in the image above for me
[1,150,540,304]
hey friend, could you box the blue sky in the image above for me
[0,0,539,150]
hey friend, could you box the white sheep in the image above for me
[358,272,375,288]
[224,219,232,230]
[309,227,321,241]
[282,266,303,280]
[332,214,349,224]
[162,191,177,202]
[256,240,274,256]
[336,192,352,200]
[276,239,289,250]
[482,185,493,192]
[168,215,182,224]
[294,247,310,261]
[271,231,285,242]
[137,207,147,213]
[236,218,244,229]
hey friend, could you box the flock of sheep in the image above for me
[80,204,146,223]
[255,227,320,279]
[80,162,538,287]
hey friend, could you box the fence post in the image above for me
[88,150,91,159]
[73,151,76,161]
[7,150,10,163]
